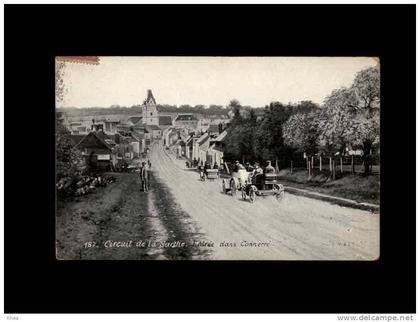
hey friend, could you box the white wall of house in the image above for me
[130,141,140,157]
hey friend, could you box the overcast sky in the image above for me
[58,56,377,108]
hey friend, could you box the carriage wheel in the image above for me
[249,189,256,203]
[230,179,237,197]
[274,184,285,201]
[242,188,247,200]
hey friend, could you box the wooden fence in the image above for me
[289,155,379,177]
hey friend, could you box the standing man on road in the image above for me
[140,161,149,192]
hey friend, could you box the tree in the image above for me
[228,99,241,110]
[351,67,380,114]
[253,102,294,165]
[283,111,321,157]
[318,88,356,156]
[55,61,85,178]
[56,112,85,179]
[55,61,66,105]
[318,67,380,175]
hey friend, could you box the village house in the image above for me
[158,115,173,132]
[174,113,199,129]
[207,130,227,166]
[74,130,117,171]
[146,124,162,140]
[102,117,120,134]
[227,108,250,119]
[67,121,89,135]
[192,133,211,163]
[206,124,222,137]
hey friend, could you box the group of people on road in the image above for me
[233,160,276,178]
[139,160,151,192]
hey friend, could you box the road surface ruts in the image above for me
[150,142,380,260]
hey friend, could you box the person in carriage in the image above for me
[213,162,220,178]
[264,160,275,174]
[233,160,245,173]
[253,162,263,175]
[204,161,212,177]
[245,162,254,172]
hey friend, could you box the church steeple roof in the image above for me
[143,89,156,105]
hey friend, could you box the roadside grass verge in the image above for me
[278,169,380,205]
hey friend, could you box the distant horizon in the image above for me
[56,101,309,109]
[57,57,377,108]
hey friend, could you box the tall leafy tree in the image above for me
[253,102,294,165]
[283,111,321,157]
[318,67,380,175]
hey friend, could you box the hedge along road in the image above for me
[149,141,380,260]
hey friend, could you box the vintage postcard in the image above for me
[55,56,380,260]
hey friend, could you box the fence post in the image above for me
[311,156,314,170]
[308,160,311,179]
[290,160,293,174]
[351,155,355,174]
[340,157,343,173]
[332,159,336,180]
[329,157,332,172]
[319,156,322,171]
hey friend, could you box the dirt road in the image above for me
[150,142,380,260]
[56,171,209,260]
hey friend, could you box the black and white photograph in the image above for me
[55,56,380,261]
[4,2,416,318]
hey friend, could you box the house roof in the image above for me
[197,133,211,148]
[95,130,110,140]
[133,123,149,133]
[69,134,86,147]
[128,116,142,125]
[209,144,224,153]
[169,131,178,138]
[159,116,173,126]
[74,131,113,151]
[213,130,227,142]
[197,133,209,144]
[199,137,211,151]
[175,114,198,121]
[131,133,144,141]
[146,124,161,131]
[117,123,133,130]
[208,124,220,133]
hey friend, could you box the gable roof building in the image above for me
[159,115,173,126]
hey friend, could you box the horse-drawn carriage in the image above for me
[222,170,285,203]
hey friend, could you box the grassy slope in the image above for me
[278,169,380,205]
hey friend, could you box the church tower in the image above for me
[142,89,159,126]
